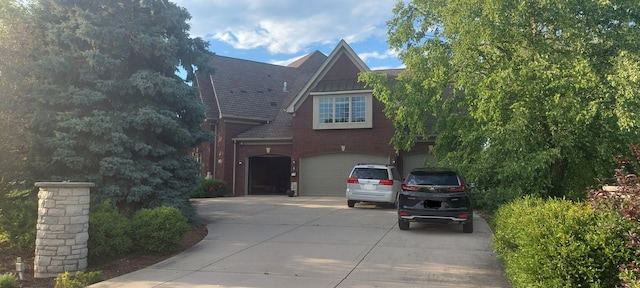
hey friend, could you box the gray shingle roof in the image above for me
[196,52,328,139]
[195,46,408,141]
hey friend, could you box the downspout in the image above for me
[232,139,237,195]
[212,124,217,178]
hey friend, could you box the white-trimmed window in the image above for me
[312,92,373,129]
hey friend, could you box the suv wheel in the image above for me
[463,221,473,233]
[398,218,410,230]
[347,200,356,208]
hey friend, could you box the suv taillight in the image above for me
[401,184,419,191]
[379,179,393,186]
[347,177,359,184]
[448,184,467,192]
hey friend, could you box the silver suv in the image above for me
[346,163,402,208]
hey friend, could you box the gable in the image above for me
[321,53,362,80]
[285,40,370,113]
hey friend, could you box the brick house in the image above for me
[194,40,434,196]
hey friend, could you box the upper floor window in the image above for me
[313,92,373,129]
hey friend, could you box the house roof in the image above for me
[232,72,313,140]
[195,50,327,139]
[196,56,296,122]
[195,40,405,141]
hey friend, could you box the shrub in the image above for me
[0,188,37,253]
[73,271,103,286]
[468,186,522,215]
[493,196,636,288]
[131,206,189,255]
[54,271,103,288]
[589,142,640,288]
[190,179,227,198]
[0,273,16,288]
[620,268,640,288]
[88,201,133,264]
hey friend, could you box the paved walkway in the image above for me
[89,196,511,288]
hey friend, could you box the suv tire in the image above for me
[463,221,473,233]
[347,200,356,208]
[398,218,410,230]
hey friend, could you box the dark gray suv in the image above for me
[397,168,473,233]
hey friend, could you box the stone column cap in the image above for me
[35,182,96,188]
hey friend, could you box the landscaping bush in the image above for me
[589,142,640,288]
[468,186,522,215]
[493,196,637,288]
[0,188,37,253]
[88,201,133,264]
[189,179,227,198]
[0,273,16,288]
[54,271,103,288]
[131,206,189,255]
[620,268,640,288]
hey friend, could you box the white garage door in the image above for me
[299,154,388,196]
[402,153,436,176]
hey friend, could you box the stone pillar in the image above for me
[34,182,94,278]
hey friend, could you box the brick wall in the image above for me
[291,94,397,161]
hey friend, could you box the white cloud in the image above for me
[173,0,396,55]
[359,49,399,63]
[266,54,305,66]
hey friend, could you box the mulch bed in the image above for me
[0,225,208,288]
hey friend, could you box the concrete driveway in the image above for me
[90,196,511,288]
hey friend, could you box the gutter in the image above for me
[231,137,292,142]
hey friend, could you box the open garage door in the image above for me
[402,153,436,176]
[248,156,291,195]
[299,154,388,196]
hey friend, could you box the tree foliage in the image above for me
[588,143,640,287]
[360,0,640,199]
[24,0,213,218]
[0,0,35,190]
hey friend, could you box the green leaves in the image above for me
[362,0,640,200]
[20,0,214,220]
[494,197,637,287]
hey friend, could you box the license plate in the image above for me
[424,200,442,208]
[363,184,375,190]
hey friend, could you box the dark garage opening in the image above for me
[248,155,291,195]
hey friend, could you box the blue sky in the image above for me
[171,0,404,70]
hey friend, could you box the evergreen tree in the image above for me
[0,0,34,190]
[29,0,213,218]
[360,0,640,201]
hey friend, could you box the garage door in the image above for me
[299,154,388,196]
[402,153,436,176]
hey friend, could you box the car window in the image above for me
[407,172,460,186]
[352,168,389,180]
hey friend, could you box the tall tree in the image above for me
[28,0,213,218]
[0,0,40,252]
[0,0,34,189]
[360,0,640,200]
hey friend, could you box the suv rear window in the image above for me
[351,168,389,180]
[406,171,460,186]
